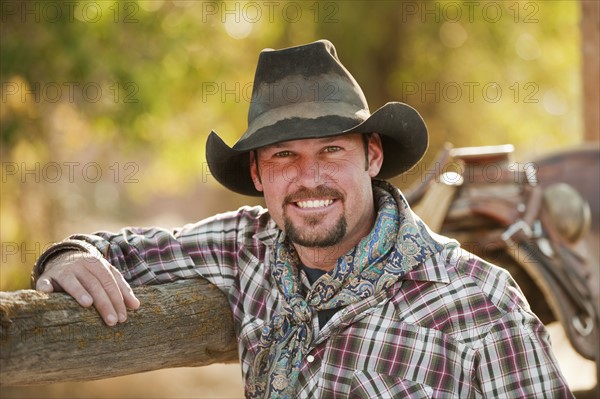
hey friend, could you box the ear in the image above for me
[249,151,264,192]
[367,133,384,177]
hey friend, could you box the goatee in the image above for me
[284,215,347,248]
[283,185,346,247]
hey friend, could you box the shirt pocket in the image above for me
[350,370,434,399]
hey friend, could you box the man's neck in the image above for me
[293,243,352,272]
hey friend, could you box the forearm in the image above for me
[33,206,269,298]
[33,227,201,288]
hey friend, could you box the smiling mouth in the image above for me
[295,199,335,209]
[285,186,344,211]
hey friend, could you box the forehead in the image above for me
[258,133,363,152]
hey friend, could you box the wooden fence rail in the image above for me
[0,279,238,386]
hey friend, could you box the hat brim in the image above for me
[206,102,428,196]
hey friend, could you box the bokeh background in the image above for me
[1,0,598,397]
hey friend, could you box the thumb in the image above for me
[36,278,55,293]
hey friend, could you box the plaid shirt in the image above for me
[43,202,573,398]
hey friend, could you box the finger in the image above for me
[55,272,94,308]
[77,273,121,326]
[36,277,55,293]
[111,267,140,311]
[88,264,130,323]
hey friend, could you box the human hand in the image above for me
[35,251,140,326]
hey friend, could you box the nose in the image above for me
[285,156,335,188]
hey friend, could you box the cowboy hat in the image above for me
[206,39,428,196]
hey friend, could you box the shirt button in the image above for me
[306,355,315,363]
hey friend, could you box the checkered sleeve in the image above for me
[34,206,271,292]
[476,307,574,398]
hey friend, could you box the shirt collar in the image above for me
[252,214,279,246]
[403,244,455,284]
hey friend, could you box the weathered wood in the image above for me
[0,279,238,386]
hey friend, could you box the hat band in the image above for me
[240,101,370,142]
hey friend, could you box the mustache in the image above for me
[284,185,344,203]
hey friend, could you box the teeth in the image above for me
[296,199,333,209]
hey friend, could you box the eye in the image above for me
[274,150,293,158]
[323,146,342,153]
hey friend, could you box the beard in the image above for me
[282,185,347,248]
[284,213,347,248]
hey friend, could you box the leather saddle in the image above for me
[407,144,599,371]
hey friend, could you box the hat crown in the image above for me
[205,39,429,196]
[243,40,369,141]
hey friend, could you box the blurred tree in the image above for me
[1,0,582,291]
[581,0,599,142]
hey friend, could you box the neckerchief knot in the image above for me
[282,294,311,325]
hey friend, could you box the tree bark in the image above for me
[0,279,238,386]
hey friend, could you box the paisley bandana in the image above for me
[246,180,441,398]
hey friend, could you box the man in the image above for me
[33,40,573,398]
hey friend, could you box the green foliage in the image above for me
[0,1,581,290]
